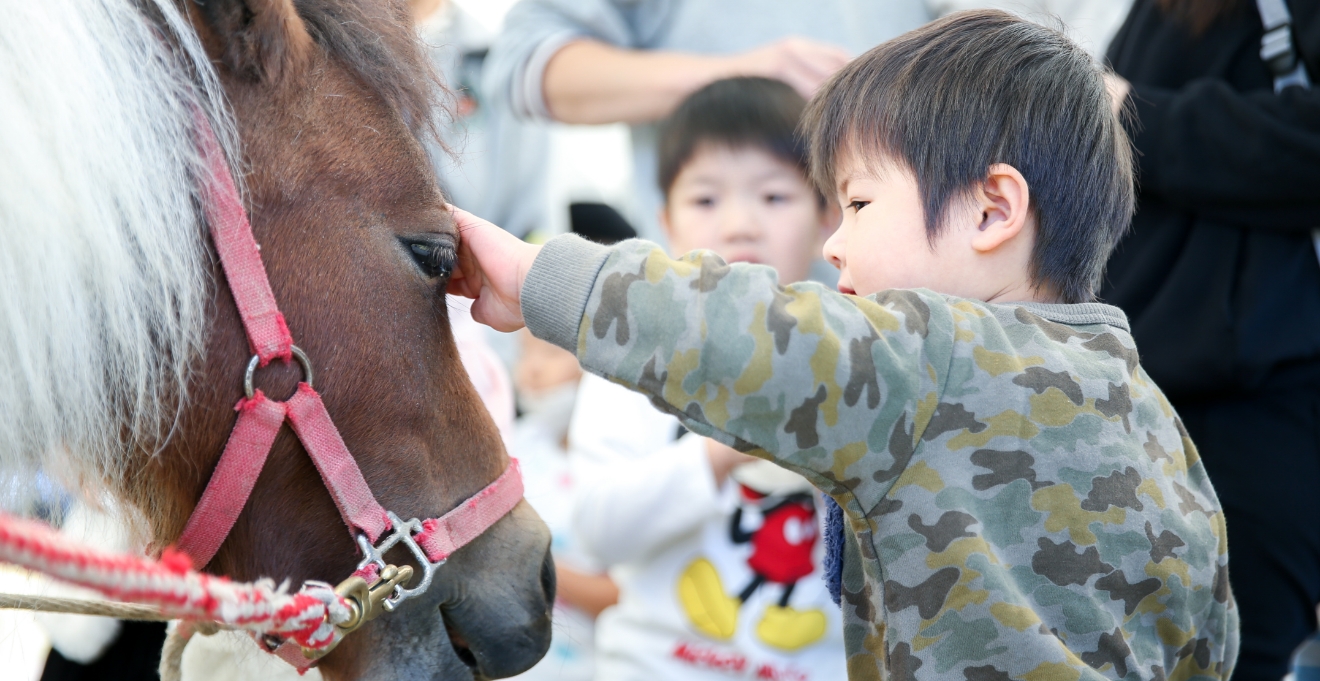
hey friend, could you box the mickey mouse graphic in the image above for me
[677,462,827,651]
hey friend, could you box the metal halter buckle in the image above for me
[302,512,443,660]
[353,511,444,612]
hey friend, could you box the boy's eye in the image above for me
[765,193,789,204]
[848,200,870,213]
[694,196,716,207]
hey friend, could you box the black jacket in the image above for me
[1101,0,1320,400]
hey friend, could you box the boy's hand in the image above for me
[447,206,542,332]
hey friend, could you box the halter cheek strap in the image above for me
[175,112,523,625]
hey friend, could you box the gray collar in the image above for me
[1010,301,1130,332]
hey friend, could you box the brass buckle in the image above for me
[299,563,413,660]
[298,511,445,660]
[333,564,414,634]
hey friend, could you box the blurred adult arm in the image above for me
[483,0,849,125]
[542,38,849,124]
[1117,80,1320,229]
[554,564,619,618]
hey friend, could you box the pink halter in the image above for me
[174,112,523,654]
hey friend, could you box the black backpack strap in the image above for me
[1257,0,1320,263]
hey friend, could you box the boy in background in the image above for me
[510,328,618,681]
[568,77,845,680]
[452,11,1238,680]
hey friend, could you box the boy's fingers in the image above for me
[447,204,492,295]
[442,203,535,330]
[471,295,526,333]
[447,203,490,231]
[448,204,498,253]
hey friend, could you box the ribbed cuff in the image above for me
[511,30,582,121]
[521,234,613,352]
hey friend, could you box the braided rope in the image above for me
[0,513,351,651]
[0,593,171,620]
[0,592,234,681]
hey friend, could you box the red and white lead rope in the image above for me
[0,514,352,652]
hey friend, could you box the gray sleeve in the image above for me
[521,234,613,351]
[482,0,642,121]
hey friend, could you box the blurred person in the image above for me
[568,77,845,680]
[413,0,551,238]
[483,0,928,242]
[1102,1,1320,680]
[512,329,618,681]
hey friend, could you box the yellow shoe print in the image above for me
[677,558,740,640]
[756,605,827,651]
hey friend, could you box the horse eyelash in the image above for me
[404,239,455,279]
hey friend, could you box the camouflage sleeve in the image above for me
[520,235,956,507]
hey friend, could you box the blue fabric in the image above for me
[823,495,845,606]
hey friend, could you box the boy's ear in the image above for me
[969,164,1031,254]
[193,0,313,83]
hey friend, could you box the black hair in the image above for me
[657,77,811,198]
[803,10,1135,304]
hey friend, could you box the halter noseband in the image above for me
[174,112,523,664]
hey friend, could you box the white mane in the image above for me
[0,0,237,503]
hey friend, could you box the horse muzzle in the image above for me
[319,500,554,681]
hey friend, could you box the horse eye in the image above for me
[404,239,455,279]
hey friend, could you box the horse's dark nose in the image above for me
[435,500,554,679]
[541,547,558,604]
[456,546,556,678]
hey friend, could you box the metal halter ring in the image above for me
[243,345,314,399]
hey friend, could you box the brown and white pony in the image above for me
[0,0,553,678]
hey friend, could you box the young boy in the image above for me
[451,10,1239,681]
[568,77,845,680]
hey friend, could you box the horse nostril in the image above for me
[540,549,557,606]
[445,620,478,669]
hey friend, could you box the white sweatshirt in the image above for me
[570,374,846,681]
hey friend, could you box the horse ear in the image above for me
[196,0,313,83]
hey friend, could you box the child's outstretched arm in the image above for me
[451,208,954,502]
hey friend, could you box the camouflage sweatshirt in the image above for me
[521,235,1239,681]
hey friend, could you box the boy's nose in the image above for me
[822,224,845,269]
[720,200,760,241]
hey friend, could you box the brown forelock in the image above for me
[133,0,503,589]
[292,0,448,142]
